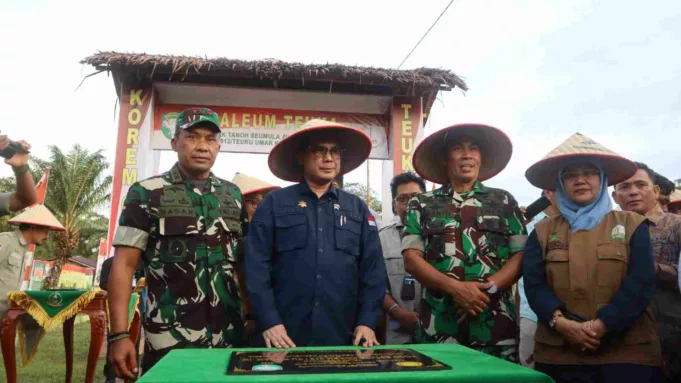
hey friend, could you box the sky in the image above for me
[1,0,679,215]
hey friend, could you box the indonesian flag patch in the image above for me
[368,216,377,227]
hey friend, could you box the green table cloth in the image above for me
[139,344,554,383]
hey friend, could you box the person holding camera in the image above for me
[0,135,37,215]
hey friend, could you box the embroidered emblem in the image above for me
[46,292,64,308]
[612,225,625,240]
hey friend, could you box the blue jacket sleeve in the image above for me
[522,230,565,325]
[245,194,282,330]
[356,204,387,329]
[597,222,655,332]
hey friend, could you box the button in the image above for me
[318,248,323,253]
[318,228,323,232]
[316,274,322,280]
[314,301,320,307]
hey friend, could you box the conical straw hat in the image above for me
[669,190,681,209]
[412,123,512,184]
[232,173,279,197]
[268,119,371,182]
[8,204,65,231]
[525,132,637,190]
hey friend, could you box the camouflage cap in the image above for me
[175,107,221,134]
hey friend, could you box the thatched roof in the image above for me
[82,51,467,96]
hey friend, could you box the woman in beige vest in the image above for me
[522,133,662,383]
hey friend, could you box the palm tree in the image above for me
[32,145,112,289]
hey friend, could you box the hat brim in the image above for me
[268,124,372,182]
[182,120,221,133]
[525,153,638,190]
[8,218,65,231]
[413,123,513,184]
[243,186,280,197]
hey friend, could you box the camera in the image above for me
[0,137,29,160]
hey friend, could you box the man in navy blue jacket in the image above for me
[246,119,385,349]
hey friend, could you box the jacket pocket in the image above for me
[274,212,307,252]
[335,211,361,256]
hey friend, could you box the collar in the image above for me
[393,215,404,229]
[15,230,28,246]
[297,180,339,200]
[646,204,665,225]
[439,181,487,200]
[167,162,222,187]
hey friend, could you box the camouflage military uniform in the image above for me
[113,163,248,370]
[401,182,527,362]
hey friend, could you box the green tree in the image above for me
[0,177,15,233]
[343,182,382,214]
[33,145,112,289]
[675,178,681,190]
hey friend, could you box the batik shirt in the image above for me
[646,204,681,326]
[401,182,527,349]
[113,163,248,356]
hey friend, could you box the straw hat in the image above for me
[412,123,512,184]
[8,204,65,231]
[525,132,637,190]
[669,190,681,210]
[268,119,372,182]
[232,173,279,197]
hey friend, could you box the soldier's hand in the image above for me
[263,324,296,348]
[0,135,8,151]
[109,337,138,380]
[449,281,492,317]
[4,140,31,168]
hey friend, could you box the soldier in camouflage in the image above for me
[108,107,248,379]
[403,124,527,362]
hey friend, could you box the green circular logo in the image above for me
[161,112,179,140]
[252,364,283,372]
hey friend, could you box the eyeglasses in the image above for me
[309,145,344,159]
[561,169,600,182]
[394,193,420,204]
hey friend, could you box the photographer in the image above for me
[0,135,37,215]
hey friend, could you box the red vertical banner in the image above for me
[391,97,423,176]
[107,87,152,255]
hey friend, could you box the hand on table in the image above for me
[263,324,296,348]
[353,325,380,347]
[109,337,138,380]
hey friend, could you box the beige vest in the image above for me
[534,211,661,366]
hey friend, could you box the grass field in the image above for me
[0,319,108,383]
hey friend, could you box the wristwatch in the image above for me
[549,311,564,329]
[486,281,498,295]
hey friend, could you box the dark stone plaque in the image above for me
[227,348,451,375]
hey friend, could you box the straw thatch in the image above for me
[81,51,467,93]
